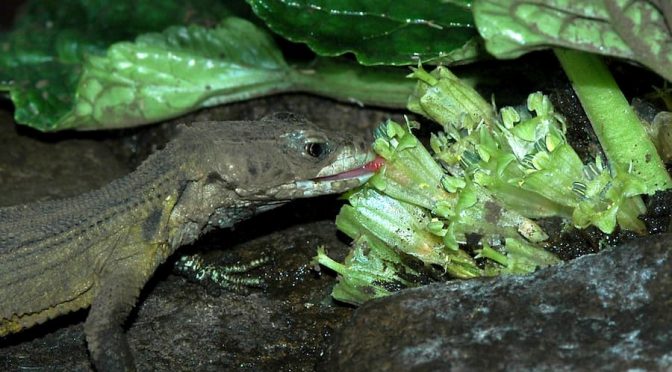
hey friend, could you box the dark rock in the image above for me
[325,234,672,371]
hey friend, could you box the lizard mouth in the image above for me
[289,155,384,197]
[247,154,384,200]
[313,155,385,182]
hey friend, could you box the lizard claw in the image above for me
[173,254,271,295]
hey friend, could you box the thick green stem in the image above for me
[554,49,672,194]
[289,58,414,108]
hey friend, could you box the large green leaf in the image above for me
[473,0,672,81]
[58,18,294,130]
[55,20,414,130]
[247,0,479,65]
[2,0,414,131]
[0,0,230,130]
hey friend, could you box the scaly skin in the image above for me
[0,113,373,371]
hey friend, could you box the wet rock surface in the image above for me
[325,234,672,371]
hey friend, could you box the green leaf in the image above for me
[473,0,672,81]
[0,0,230,130]
[3,1,415,130]
[58,18,294,130]
[247,0,480,65]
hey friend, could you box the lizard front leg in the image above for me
[84,251,155,372]
[84,189,180,371]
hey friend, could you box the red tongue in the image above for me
[315,156,385,181]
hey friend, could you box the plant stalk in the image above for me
[554,48,672,194]
[290,59,414,108]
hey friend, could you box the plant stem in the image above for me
[290,58,414,108]
[554,49,672,194]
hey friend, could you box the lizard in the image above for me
[0,113,380,371]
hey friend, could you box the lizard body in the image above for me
[0,113,375,371]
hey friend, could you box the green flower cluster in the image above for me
[317,66,648,305]
[409,66,647,234]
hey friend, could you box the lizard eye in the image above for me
[304,142,328,158]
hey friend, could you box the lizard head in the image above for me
[186,113,382,201]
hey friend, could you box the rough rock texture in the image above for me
[325,235,672,371]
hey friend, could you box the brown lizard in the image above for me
[0,113,379,371]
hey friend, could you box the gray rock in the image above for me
[325,234,672,371]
